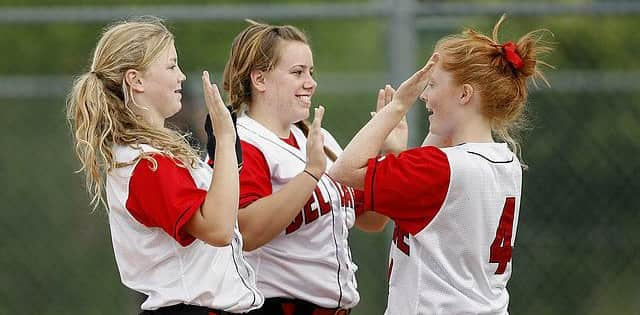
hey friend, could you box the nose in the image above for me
[304,74,317,90]
[419,88,428,103]
[178,66,186,82]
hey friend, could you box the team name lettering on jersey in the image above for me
[285,177,356,235]
[286,186,330,234]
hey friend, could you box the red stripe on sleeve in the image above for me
[364,146,451,235]
[126,154,207,246]
[239,141,273,208]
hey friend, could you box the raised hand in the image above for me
[305,106,326,179]
[202,70,235,143]
[373,85,408,154]
[393,53,439,110]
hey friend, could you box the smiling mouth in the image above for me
[297,95,311,105]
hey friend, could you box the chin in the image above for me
[295,108,310,122]
[166,103,182,119]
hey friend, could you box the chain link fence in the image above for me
[1,1,638,314]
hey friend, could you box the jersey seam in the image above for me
[318,178,344,308]
[466,151,514,164]
[369,158,378,213]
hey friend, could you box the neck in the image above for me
[450,115,493,145]
[135,108,164,129]
[133,97,165,128]
[246,102,291,138]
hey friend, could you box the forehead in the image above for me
[430,60,452,81]
[163,41,177,59]
[276,40,313,67]
[153,41,176,62]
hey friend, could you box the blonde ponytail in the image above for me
[66,17,200,210]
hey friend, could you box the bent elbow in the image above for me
[238,229,263,252]
[328,163,348,183]
[202,229,234,247]
[242,240,259,252]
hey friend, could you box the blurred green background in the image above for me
[1,0,639,314]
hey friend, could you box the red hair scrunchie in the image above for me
[502,41,523,70]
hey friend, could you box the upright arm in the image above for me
[329,55,438,189]
[239,107,327,251]
[185,72,241,247]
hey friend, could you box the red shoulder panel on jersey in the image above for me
[364,146,451,235]
[239,140,273,208]
[126,153,207,246]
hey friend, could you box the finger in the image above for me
[414,53,440,81]
[421,52,440,76]
[311,106,325,133]
[428,52,440,65]
[376,89,385,112]
[385,84,394,105]
[203,71,225,111]
[402,55,438,91]
[210,82,222,106]
[202,71,213,106]
[202,70,212,93]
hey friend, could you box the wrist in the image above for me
[303,167,323,181]
[214,134,236,146]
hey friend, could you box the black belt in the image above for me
[247,298,350,315]
[139,303,233,315]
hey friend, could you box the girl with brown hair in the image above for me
[207,20,390,315]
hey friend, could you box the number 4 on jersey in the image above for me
[490,197,516,275]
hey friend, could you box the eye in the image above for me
[169,64,177,70]
[292,70,303,76]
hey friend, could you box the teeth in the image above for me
[298,95,311,102]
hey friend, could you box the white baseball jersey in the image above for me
[364,143,522,315]
[106,144,264,312]
[236,114,361,309]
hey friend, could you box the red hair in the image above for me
[435,14,553,160]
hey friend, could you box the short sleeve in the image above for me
[364,146,451,235]
[239,141,273,208]
[352,188,366,216]
[126,154,207,246]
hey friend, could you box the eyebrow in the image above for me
[289,64,313,70]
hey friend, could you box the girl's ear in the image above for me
[125,69,144,93]
[460,83,473,105]
[250,70,267,92]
